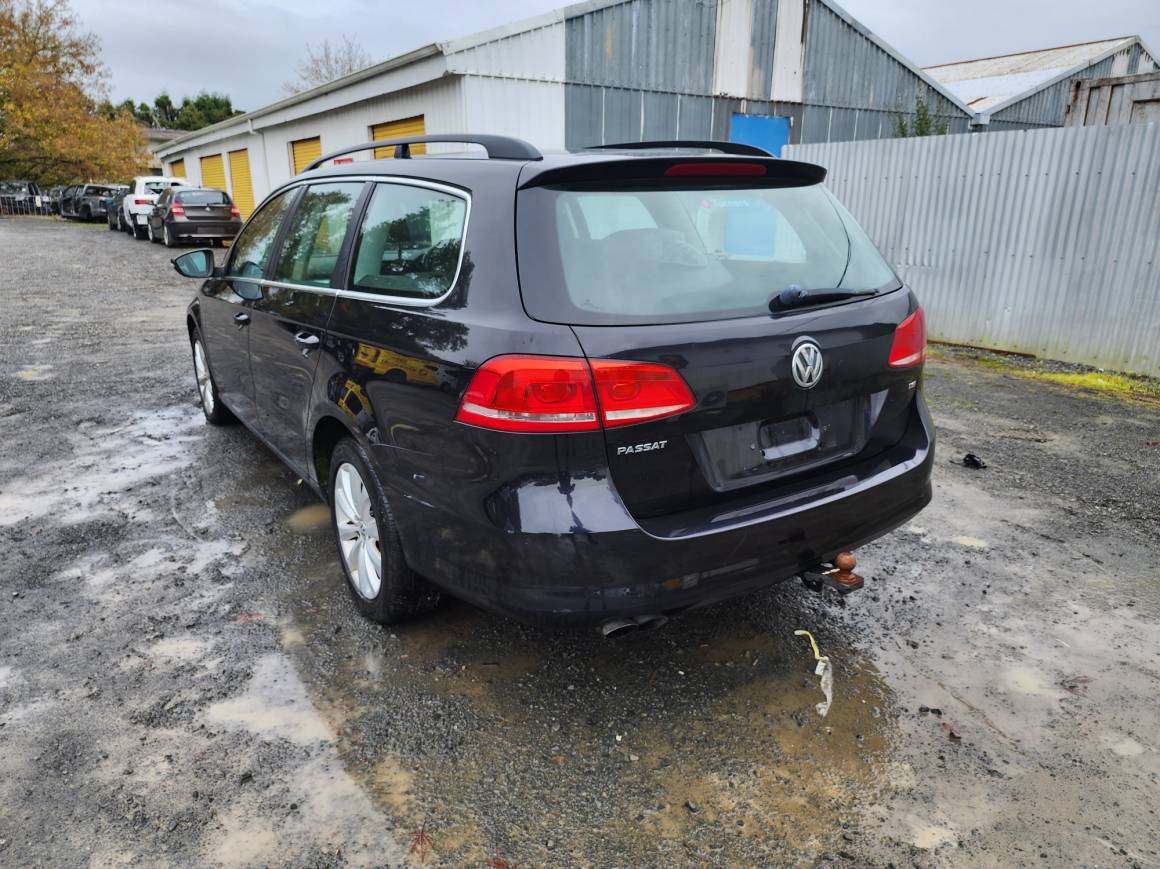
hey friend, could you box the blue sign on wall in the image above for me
[729,113,791,156]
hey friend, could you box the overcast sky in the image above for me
[76,0,1160,111]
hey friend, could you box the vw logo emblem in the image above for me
[791,340,824,389]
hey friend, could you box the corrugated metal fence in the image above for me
[786,124,1160,376]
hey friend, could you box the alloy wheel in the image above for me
[193,340,215,416]
[333,462,382,600]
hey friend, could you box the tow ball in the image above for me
[799,551,864,595]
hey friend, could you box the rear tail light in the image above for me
[590,360,696,425]
[133,197,150,205]
[170,204,185,217]
[455,355,694,433]
[230,205,241,218]
[888,307,926,368]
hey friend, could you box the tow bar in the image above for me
[799,551,864,595]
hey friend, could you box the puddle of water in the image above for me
[205,653,333,745]
[149,636,210,662]
[286,503,331,535]
[0,406,205,527]
[953,535,989,549]
[13,364,53,381]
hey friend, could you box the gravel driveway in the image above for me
[1,218,1158,867]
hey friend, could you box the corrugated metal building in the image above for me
[1065,70,1160,127]
[155,0,973,211]
[925,36,1158,131]
[786,123,1160,376]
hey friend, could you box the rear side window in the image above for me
[226,188,296,280]
[271,182,364,288]
[177,190,228,205]
[517,182,897,325]
[349,182,467,299]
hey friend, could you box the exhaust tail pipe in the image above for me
[600,614,668,638]
[601,618,638,638]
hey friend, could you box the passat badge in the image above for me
[791,340,824,389]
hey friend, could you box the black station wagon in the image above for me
[174,134,933,632]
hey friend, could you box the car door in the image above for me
[249,181,367,469]
[198,187,299,423]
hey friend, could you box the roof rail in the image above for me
[585,140,774,158]
[304,134,542,171]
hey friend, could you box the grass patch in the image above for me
[929,344,1160,404]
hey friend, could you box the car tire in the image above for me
[328,437,441,624]
[163,225,176,248]
[148,222,159,244]
[190,332,234,426]
[132,222,145,239]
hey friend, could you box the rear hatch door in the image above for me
[516,155,921,523]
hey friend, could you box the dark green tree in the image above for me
[892,91,950,138]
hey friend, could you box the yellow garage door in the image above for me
[371,116,426,159]
[200,154,226,190]
[169,158,185,178]
[228,149,254,218]
[291,137,322,175]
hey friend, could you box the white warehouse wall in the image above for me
[164,77,467,207]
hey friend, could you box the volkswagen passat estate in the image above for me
[174,134,933,629]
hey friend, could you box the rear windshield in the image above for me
[517,182,898,325]
[144,180,183,194]
[177,190,228,205]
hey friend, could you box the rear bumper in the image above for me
[173,222,239,240]
[392,398,934,626]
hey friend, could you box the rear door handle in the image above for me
[233,312,250,326]
[294,331,321,351]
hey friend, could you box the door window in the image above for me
[271,182,365,288]
[349,183,468,299]
[226,188,296,281]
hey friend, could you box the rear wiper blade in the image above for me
[770,285,877,312]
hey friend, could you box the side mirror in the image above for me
[172,249,216,279]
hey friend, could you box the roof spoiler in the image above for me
[520,155,826,190]
[584,139,774,157]
[304,134,543,171]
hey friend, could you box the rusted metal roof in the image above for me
[924,37,1150,114]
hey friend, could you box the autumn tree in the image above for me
[0,0,148,185]
[283,36,373,94]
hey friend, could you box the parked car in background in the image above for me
[123,176,187,239]
[43,186,64,214]
[172,134,934,631]
[60,184,121,221]
[107,189,130,231]
[148,187,242,247]
[0,180,42,214]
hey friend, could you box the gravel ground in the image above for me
[1,217,1158,868]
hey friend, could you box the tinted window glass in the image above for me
[350,183,467,299]
[271,182,364,287]
[517,183,897,325]
[85,186,115,197]
[177,190,229,205]
[226,189,296,280]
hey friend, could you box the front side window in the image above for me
[271,182,364,287]
[226,188,296,280]
[349,183,467,299]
